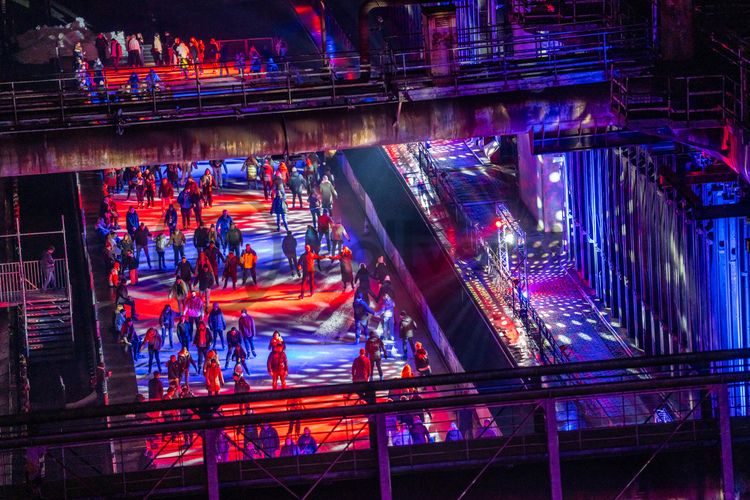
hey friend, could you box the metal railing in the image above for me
[0,350,748,498]
[611,73,738,126]
[0,23,651,134]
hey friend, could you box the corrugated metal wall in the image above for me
[565,146,750,412]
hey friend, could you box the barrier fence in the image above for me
[0,23,651,134]
[0,349,748,499]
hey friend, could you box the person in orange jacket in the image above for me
[204,356,224,396]
[267,342,288,390]
[297,244,329,299]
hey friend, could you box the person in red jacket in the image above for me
[222,250,239,289]
[193,321,213,370]
[159,178,174,214]
[297,244,329,299]
[204,356,224,396]
[267,342,288,390]
[350,348,371,402]
[261,160,274,200]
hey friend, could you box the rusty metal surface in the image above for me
[0,84,613,176]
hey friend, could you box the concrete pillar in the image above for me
[715,385,735,500]
[657,0,694,62]
[202,429,221,500]
[516,133,565,233]
[544,399,563,500]
[374,413,393,500]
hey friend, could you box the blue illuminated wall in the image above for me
[564,146,750,411]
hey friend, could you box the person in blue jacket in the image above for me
[270,191,289,231]
[208,302,226,351]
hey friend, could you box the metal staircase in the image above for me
[22,296,74,361]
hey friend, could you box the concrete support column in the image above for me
[544,399,563,500]
[657,0,694,62]
[516,133,565,233]
[202,429,221,500]
[715,385,735,500]
[374,413,393,500]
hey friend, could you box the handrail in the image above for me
[0,22,652,135]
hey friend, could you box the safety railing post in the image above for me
[11,83,18,125]
[195,63,202,111]
[686,77,691,125]
[715,384,735,500]
[103,74,111,115]
[544,398,563,500]
[58,79,65,122]
[241,78,247,107]
[330,67,336,102]
[603,32,608,73]
[286,62,292,105]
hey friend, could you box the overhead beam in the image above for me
[0,83,614,176]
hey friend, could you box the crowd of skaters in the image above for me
[93,153,490,459]
[72,30,289,91]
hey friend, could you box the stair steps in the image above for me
[22,298,74,361]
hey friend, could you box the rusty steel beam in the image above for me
[0,84,613,177]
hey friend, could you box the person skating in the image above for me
[233,364,250,394]
[414,342,432,376]
[200,169,215,207]
[330,219,350,256]
[193,224,210,254]
[268,330,285,351]
[350,348,371,402]
[304,226,322,271]
[204,356,224,396]
[148,371,164,401]
[167,227,186,267]
[297,244,328,299]
[261,159,274,200]
[134,223,152,270]
[216,210,233,253]
[338,246,355,290]
[196,262,215,309]
[208,303,226,350]
[317,210,332,254]
[308,191,321,229]
[167,355,181,388]
[154,232,168,271]
[177,187,193,229]
[159,179,174,214]
[353,291,376,343]
[159,304,176,349]
[270,190,289,231]
[125,207,139,238]
[355,263,377,301]
[365,330,387,381]
[183,291,204,336]
[176,316,191,350]
[379,293,396,342]
[177,346,198,385]
[169,276,189,315]
[239,244,258,286]
[398,311,417,360]
[205,241,225,283]
[193,321,213,370]
[225,327,242,369]
[289,169,306,209]
[115,280,138,319]
[231,343,250,374]
[238,309,257,357]
[319,175,337,212]
[140,327,163,373]
[222,250,239,289]
[267,342,288,390]
[226,223,243,256]
[282,231,299,277]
